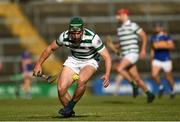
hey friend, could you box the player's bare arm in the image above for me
[138,30,147,59]
[166,40,175,49]
[153,40,175,49]
[33,40,59,76]
[99,48,112,88]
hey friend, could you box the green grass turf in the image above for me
[0,95,180,121]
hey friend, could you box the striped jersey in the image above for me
[56,28,105,61]
[117,20,142,56]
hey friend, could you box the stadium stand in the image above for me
[0,3,62,82]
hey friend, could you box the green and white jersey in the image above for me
[56,28,105,61]
[117,20,142,56]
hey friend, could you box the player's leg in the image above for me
[116,59,138,97]
[73,65,96,102]
[112,60,124,95]
[116,58,133,82]
[116,54,139,97]
[57,66,76,107]
[62,65,96,116]
[165,72,175,98]
[129,65,148,91]
[114,74,123,96]
[22,72,32,99]
[151,60,163,97]
[151,61,162,85]
[129,65,155,103]
[163,61,175,98]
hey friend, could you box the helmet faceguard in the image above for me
[68,17,84,45]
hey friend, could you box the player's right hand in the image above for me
[101,74,110,88]
[33,63,42,77]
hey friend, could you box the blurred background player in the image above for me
[21,50,33,99]
[107,8,155,103]
[105,36,124,96]
[33,16,112,117]
[112,59,124,96]
[150,23,175,98]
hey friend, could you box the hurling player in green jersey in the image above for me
[33,16,112,117]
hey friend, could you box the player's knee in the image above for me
[116,67,124,74]
[77,80,86,89]
[57,84,67,96]
[134,77,141,83]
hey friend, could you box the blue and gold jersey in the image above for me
[150,34,173,61]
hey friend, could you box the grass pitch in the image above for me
[0,95,180,121]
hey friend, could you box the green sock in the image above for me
[130,81,137,88]
[67,100,76,110]
[146,91,152,96]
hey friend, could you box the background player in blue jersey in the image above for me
[150,23,175,98]
[21,50,33,98]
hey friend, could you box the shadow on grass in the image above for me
[27,114,101,120]
[101,100,133,105]
[52,114,101,119]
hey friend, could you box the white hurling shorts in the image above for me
[123,53,139,64]
[152,59,172,72]
[63,56,99,74]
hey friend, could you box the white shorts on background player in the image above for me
[152,59,172,72]
[63,56,99,74]
[123,53,139,64]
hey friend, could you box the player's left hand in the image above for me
[101,74,110,88]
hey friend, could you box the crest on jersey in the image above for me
[97,39,102,45]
